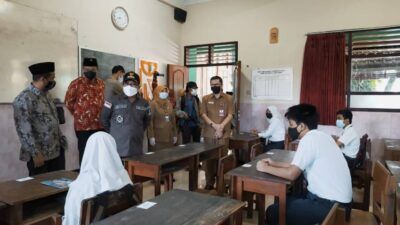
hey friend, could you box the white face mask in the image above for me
[123,86,137,97]
[159,92,169,100]
[191,89,198,96]
[118,76,123,83]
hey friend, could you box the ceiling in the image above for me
[178,0,214,6]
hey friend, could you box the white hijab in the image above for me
[62,132,132,225]
[267,105,283,122]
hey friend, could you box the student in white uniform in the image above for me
[253,106,285,152]
[62,132,132,225]
[257,104,352,225]
[335,108,360,171]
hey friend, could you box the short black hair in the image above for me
[32,73,52,81]
[210,76,223,84]
[112,65,125,74]
[336,108,353,123]
[285,104,319,130]
[185,81,198,92]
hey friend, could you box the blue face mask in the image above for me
[336,119,345,129]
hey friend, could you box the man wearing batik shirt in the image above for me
[13,62,67,176]
[65,58,105,165]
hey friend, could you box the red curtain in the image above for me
[300,33,346,125]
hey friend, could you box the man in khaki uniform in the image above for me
[200,75,233,190]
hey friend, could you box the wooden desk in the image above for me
[386,160,400,176]
[92,189,245,225]
[384,139,400,161]
[124,142,224,196]
[228,149,295,225]
[230,132,260,164]
[0,170,77,225]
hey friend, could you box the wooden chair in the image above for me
[80,183,143,225]
[352,136,372,211]
[371,160,396,225]
[250,142,263,161]
[321,203,378,225]
[396,176,400,225]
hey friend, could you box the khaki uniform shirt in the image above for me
[148,100,177,143]
[200,93,233,139]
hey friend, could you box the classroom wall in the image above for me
[181,0,400,160]
[0,0,183,181]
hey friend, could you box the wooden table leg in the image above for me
[234,208,243,225]
[278,185,286,225]
[7,204,22,225]
[154,167,161,196]
[256,194,265,225]
[189,156,198,191]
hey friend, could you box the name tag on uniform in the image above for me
[219,109,225,117]
[136,106,147,111]
[208,101,214,104]
[165,115,170,122]
[115,104,127,110]
[104,101,112,109]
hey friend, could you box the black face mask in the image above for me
[211,86,221,94]
[84,71,96,80]
[288,126,300,141]
[44,80,56,91]
[266,113,272,119]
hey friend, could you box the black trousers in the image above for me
[344,154,357,172]
[266,192,336,225]
[27,150,64,176]
[75,130,102,166]
[264,141,285,152]
[181,126,201,144]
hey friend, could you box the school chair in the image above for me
[321,203,378,225]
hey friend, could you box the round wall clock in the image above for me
[111,6,129,30]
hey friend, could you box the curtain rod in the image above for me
[305,24,400,36]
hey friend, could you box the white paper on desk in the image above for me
[179,144,185,147]
[145,152,154,155]
[266,152,274,155]
[242,164,252,168]
[16,177,34,182]
[137,201,157,209]
[390,165,400,169]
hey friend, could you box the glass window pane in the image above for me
[350,95,400,109]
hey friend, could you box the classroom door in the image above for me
[167,64,189,106]
[233,61,242,133]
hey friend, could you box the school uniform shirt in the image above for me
[200,93,234,139]
[291,130,352,203]
[338,125,360,159]
[147,100,177,143]
[13,84,66,161]
[258,117,285,142]
[65,76,105,131]
[104,78,123,101]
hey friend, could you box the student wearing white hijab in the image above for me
[252,106,286,152]
[62,132,132,225]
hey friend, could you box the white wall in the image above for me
[0,0,183,181]
[181,0,400,159]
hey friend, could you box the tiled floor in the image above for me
[141,169,273,225]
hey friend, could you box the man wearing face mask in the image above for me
[101,71,151,157]
[256,104,352,225]
[176,81,201,144]
[200,76,233,190]
[334,109,360,171]
[104,65,125,101]
[13,62,67,176]
[65,58,105,166]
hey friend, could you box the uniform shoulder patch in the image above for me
[104,101,112,109]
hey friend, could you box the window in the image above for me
[347,27,400,111]
[184,42,238,67]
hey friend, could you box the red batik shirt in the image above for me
[65,76,105,131]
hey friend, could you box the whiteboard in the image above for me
[252,68,293,100]
[0,1,78,103]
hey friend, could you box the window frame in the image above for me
[184,41,238,67]
[346,28,400,112]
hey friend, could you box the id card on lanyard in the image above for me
[219,102,225,117]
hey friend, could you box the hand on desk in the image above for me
[250,129,259,135]
[33,152,45,168]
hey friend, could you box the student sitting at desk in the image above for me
[334,108,360,171]
[256,104,352,225]
[251,105,285,152]
[63,132,132,225]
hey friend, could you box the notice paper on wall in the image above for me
[252,68,293,100]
